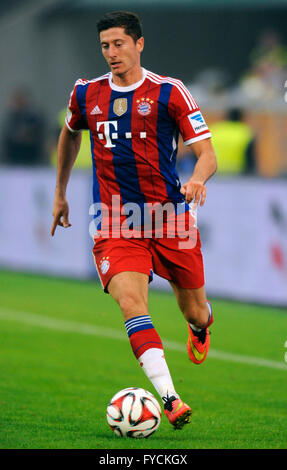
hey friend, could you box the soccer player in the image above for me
[51,11,217,430]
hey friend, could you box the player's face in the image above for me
[100,27,144,79]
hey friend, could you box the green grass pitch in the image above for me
[0,269,286,449]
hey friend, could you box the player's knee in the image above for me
[118,292,148,319]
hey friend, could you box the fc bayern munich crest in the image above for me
[137,97,153,116]
[100,257,110,275]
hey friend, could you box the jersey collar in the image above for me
[108,68,147,92]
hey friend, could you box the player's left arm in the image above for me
[180,138,217,206]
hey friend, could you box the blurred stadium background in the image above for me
[0,0,287,450]
[1,0,287,304]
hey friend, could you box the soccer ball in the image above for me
[106,387,161,438]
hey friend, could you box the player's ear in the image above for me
[136,37,144,53]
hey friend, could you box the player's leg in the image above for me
[170,282,214,364]
[107,270,191,428]
[93,237,191,428]
[151,224,213,365]
[169,283,211,328]
[107,271,149,320]
[107,272,177,397]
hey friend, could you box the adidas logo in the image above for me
[90,105,103,115]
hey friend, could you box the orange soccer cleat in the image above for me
[163,395,192,429]
[187,308,214,365]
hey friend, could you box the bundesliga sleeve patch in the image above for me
[188,111,208,134]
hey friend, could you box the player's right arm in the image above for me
[50,125,82,236]
[51,79,89,236]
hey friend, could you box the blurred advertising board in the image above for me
[196,177,287,306]
[0,168,286,306]
[0,168,91,278]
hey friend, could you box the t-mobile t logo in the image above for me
[97,120,147,148]
[97,120,118,148]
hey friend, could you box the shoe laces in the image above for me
[162,394,177,412]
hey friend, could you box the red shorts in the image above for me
[92,228,205,292]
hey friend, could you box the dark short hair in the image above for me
[97,11,143,43]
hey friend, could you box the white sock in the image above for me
[138,348,178,401]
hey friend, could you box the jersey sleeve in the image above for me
[65,79,89,132]
[168,80,211,145]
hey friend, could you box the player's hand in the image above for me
[51,196,72,236]
[180,179,207,206]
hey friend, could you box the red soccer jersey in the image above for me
[65,68,211,209]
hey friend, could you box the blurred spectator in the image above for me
[240,30,287,101]
[1,88,46,166]
[209,108,256,175]
[50,108,91,169]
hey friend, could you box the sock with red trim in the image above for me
[125,315,178,400]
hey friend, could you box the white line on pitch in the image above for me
[0,307,286,371]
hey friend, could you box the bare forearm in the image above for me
[55,125,82,197]
[51,126,81,236]
[190,149,217,184]
[180,138,217,206]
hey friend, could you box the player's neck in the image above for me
[111,65,143,88]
